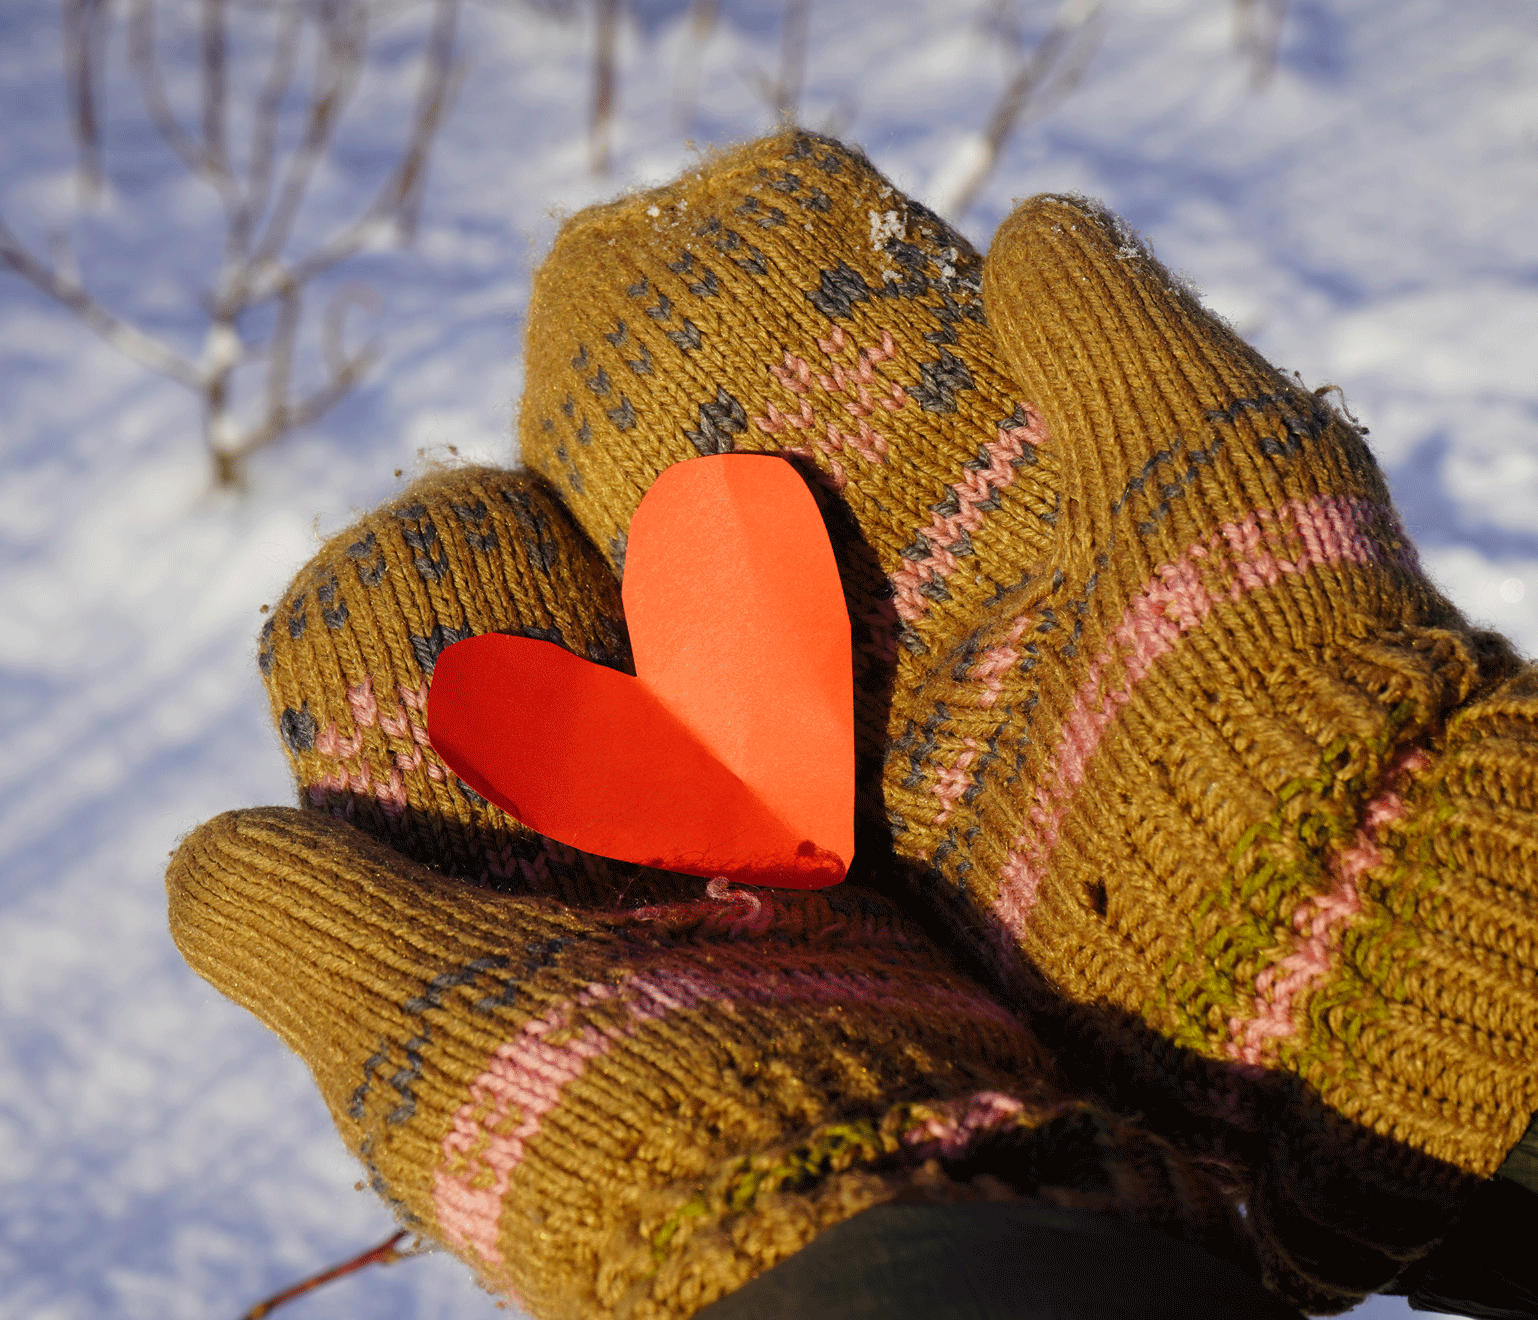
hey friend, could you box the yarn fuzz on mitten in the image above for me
[885,193,1538,1308]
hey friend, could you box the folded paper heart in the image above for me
[426,454,855,888]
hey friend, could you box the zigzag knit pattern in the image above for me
[257,464,692,902]
[518,131,1055,644]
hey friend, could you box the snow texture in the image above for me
[3,1,1536,1317]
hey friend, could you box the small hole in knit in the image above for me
[1086,881,1108,917]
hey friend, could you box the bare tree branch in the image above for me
[383,0,465,238]
[230,0,303,259]
[238,1230,418,1320]
[466,0,575,14]
[127,0,237,204]
[940,0,1105,222]
[202,0,230,174]
[63,0,112,197]
[289,342,375,430]
[1234,0,1288,91]
[0,212,203,387]
[672,0,719,130]
[322,282,382,379]
[772,0,810,123]
[237,279,301,457]
[263,0,464,294]
[250,2,369,272]
[589,0,620,175]
[5,0,466,487]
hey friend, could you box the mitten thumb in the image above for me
[981,193,1391,593]
[167,807,602,1225]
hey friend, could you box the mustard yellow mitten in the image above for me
[516,130,1059,843]
[170,466,1255,1319]
[885,194,1538,1310]
[507,135,1538,1312]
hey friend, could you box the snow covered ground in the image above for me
[2,1,1535,1316]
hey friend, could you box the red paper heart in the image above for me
[426,454,853,888]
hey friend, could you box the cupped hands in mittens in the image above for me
[168,465,1255,1320]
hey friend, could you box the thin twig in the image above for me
[979,0,1023,55]
[589,0,620,175]
[5,0,466,487]
[1233,0,1288,91]
[941,0,1105,222]
[201,0,229,175]
[216,0,462,480]
[62,0,111,197]
[262,282,304,442]
[127,0,239,205]
[238,1230,414,1320]
[279,0,465,281]
[468,0,576,13]
[229,0,303,261]
[383,0,465,238]
[772,0,810,123]
[249,2,368,272]
[0,212,202,387]
[671,0,718,130]
[819,92,856,140]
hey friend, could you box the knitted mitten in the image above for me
[169,466,1256,1319]
[897,196,1538,1306]
[507,134,1538,1311]
[252,463,653,894]
[516,130,1060,842]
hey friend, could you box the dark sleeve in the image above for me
[697,1200,1305,1320]
[1393,1171,1538,1320]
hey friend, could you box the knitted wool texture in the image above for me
[169,466,1256,1319]
[255,464,659,896]
[512,132,1538,1312]
[960,197,1538,1305]
[517,132,1059,839]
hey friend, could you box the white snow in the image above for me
[868,206,907,250]
[5,2,1536,1317]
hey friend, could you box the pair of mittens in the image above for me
[171,465,1253,1319]
[513,132,1538,1311]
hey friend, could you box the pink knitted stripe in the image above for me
[1225,746,1428,1064]
[991,495,1391,938]
[932,738,981,826]
[430,965,1025,1269]
[890,407,1049,623]
[430,975,697,1274]
[901,1090,1026,1158]
[973,613,1036,712]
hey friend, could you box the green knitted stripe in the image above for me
[1156,705,1420,1062]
